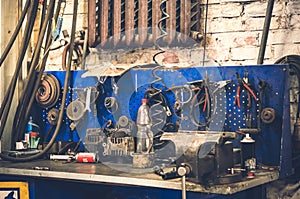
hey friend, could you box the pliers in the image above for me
[234,72,258,108]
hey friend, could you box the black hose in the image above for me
[0,0,31,66]
[0,0,79,162]
[15,0,63,143]
[257,0,275,64]
[19,0,63,141]
[0,0,40,139]
[12,0,56,142]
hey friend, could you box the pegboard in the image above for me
[36,64,292,177]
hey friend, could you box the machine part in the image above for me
[50,154,75,161]
[261,108,276,124]
[88,0,200,48]
[116,115,135,136]
[103,136,135,157]
[152,0,169,64]
[47,108,60,125]
[177,164,190,199]
[35,74,61,108]
[66,100,86,121]
[76,86,99,104]
[104,97,119,113]
[75,152,97,163]
[117,115,130,128]
[132,152,154,168]
[238,128,261,134]
[85,86,92,112]
[241,134,256,176]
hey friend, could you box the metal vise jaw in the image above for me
[160,131,241,185]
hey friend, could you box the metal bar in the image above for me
[167,0,176,45]
[88,0,97,47]
[152,0,160,41]
[257,0,275,64]
[100,0,109,46]
[180,0,191,40]
[125,0,135,45]
[138,0,148,45]
[113,0,122,46]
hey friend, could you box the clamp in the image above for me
[234,72,258,108]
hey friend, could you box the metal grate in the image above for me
[88,0,202,48]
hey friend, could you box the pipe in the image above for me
[0,0,39,139]
[257,0,275,64]
[0,0,31,66]
[12,0,56,143]
[0,0,79,162]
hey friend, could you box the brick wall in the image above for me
[46,0,300,70]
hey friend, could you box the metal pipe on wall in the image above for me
[257,0,275,64]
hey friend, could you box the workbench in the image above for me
[0,160,278,199]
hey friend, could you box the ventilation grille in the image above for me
[88,0,202,48]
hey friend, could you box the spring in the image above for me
[147,66,165,135]
[153,0,169,65]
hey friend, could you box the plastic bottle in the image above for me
[26,116,40,149]
[136,98,152,153]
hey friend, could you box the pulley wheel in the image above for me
[47,108,60,125]
[66,100,85,121]
[261,108,276,124]
[35,74,61,108]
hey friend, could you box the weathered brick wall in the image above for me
[206,0,300,65]
[47,0,300,70]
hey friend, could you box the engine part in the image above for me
[261,107,276,124]
[104,97,119,113]
[66,100,85,121]
[76,86,99,104]
[35,74,61,108]
[103,136,135,158]
[47,108,60,125]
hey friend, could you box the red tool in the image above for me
[234,72,258,108]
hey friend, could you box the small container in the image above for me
[241,134,256,175]
[75,152,97,163]
[26,117,40,148]
[30,132,40,149]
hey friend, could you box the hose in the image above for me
[14,0,65,142]
[0,0,40,139]
[0,0,79,162]
[12,0,56,144]
[0,0,31,66]
[257,0,275,64]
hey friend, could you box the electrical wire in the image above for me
[0,0,31,66]
[0,0,79,162]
